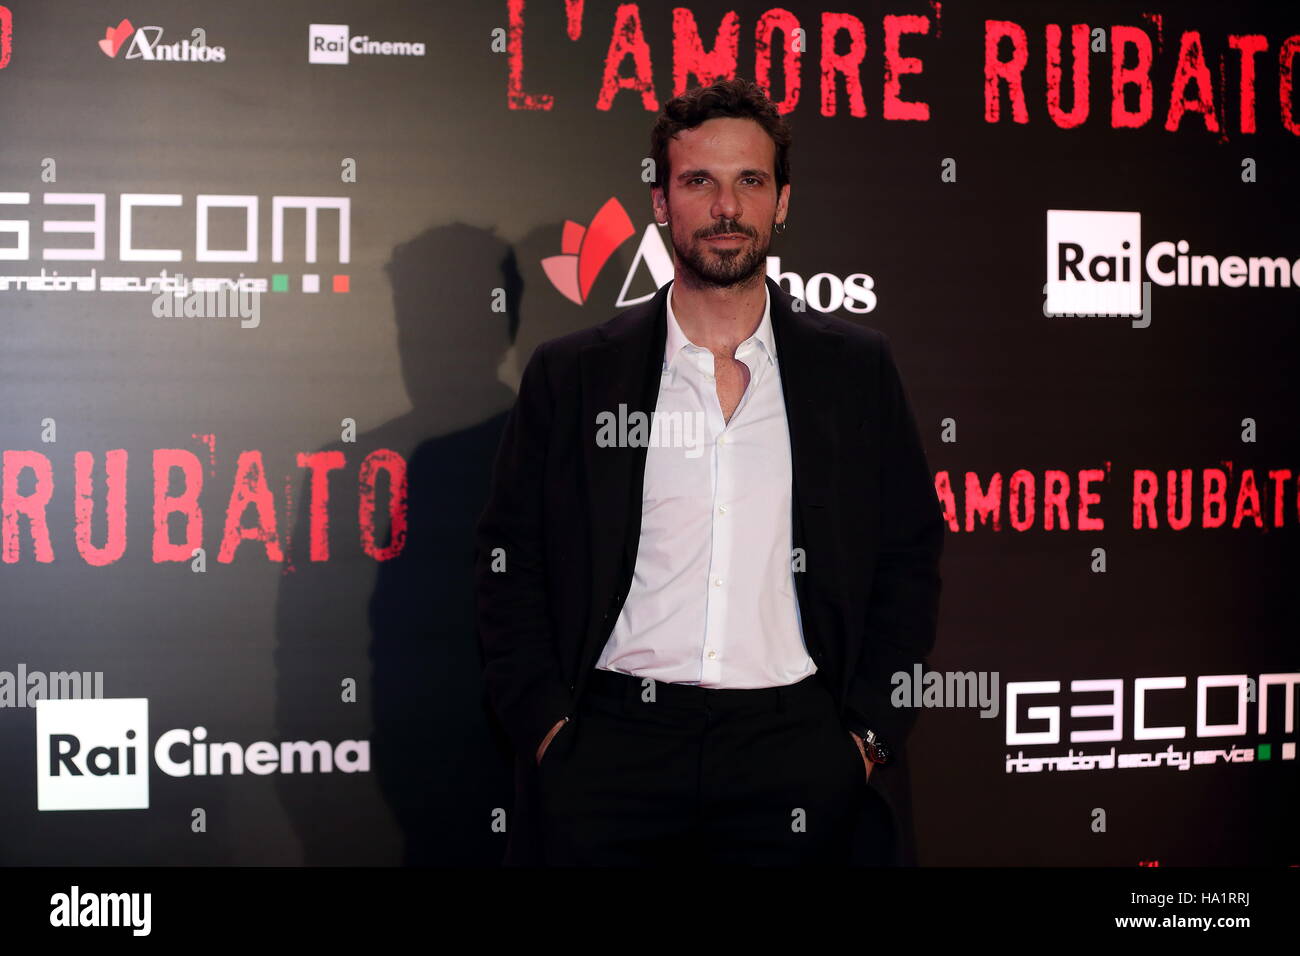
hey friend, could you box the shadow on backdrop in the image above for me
[273,222,560,864]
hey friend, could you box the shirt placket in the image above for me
[697,344,729,684]
[698,340,767,685]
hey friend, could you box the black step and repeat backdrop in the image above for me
[0,0,1296,866]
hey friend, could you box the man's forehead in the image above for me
[668,117,775,170]
[673,116,769,147]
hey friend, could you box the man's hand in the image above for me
[849,730,875,783]
[536,717,569,766]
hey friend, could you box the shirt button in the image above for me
[713,578,723,587]
[719,435,729,445]
[706,650,717,660]
[717,505,727,515]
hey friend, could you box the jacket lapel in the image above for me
[766,275,842,515]
[766,277,849,678]
[577,282,668,683]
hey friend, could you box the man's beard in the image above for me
[667,216,771,289]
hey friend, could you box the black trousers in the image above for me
[536,667,868,865]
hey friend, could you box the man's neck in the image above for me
[669,271,766,359]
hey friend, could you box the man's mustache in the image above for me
[696,224,756,239]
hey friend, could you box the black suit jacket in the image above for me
[474,275,944,865]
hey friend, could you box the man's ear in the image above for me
[775,182,791,226]
[651,185,667,224]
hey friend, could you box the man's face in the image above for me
[652,116,789,288]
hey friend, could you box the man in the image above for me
[475,77,943,866]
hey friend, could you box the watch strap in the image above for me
[847,724,892,765]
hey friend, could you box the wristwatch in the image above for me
[850,727,892,766]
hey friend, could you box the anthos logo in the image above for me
[36,697,370,811]
[97,18,226,62]
[543,198,877,314]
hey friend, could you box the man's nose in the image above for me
[711,184,741,221]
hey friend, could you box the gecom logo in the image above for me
[1046,208,1300,317]
[37,698,369,811]
[1006,673,1300,745]
[308,23,426,64]
[0,192,349,265]
[98,18,226,62]
[544,198,876,313]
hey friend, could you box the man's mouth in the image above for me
[705,233,748,243]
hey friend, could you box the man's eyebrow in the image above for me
[675,168,772,181]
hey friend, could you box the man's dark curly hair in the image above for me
[649,77,792,198]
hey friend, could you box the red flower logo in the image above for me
[98,18,134,58]
[541,198,635,305]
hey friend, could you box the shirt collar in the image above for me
[663,280,776,371]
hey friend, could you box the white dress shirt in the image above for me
[594,280,815,687]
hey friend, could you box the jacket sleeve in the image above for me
[474,342,574,758]
[845,333,945,755]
